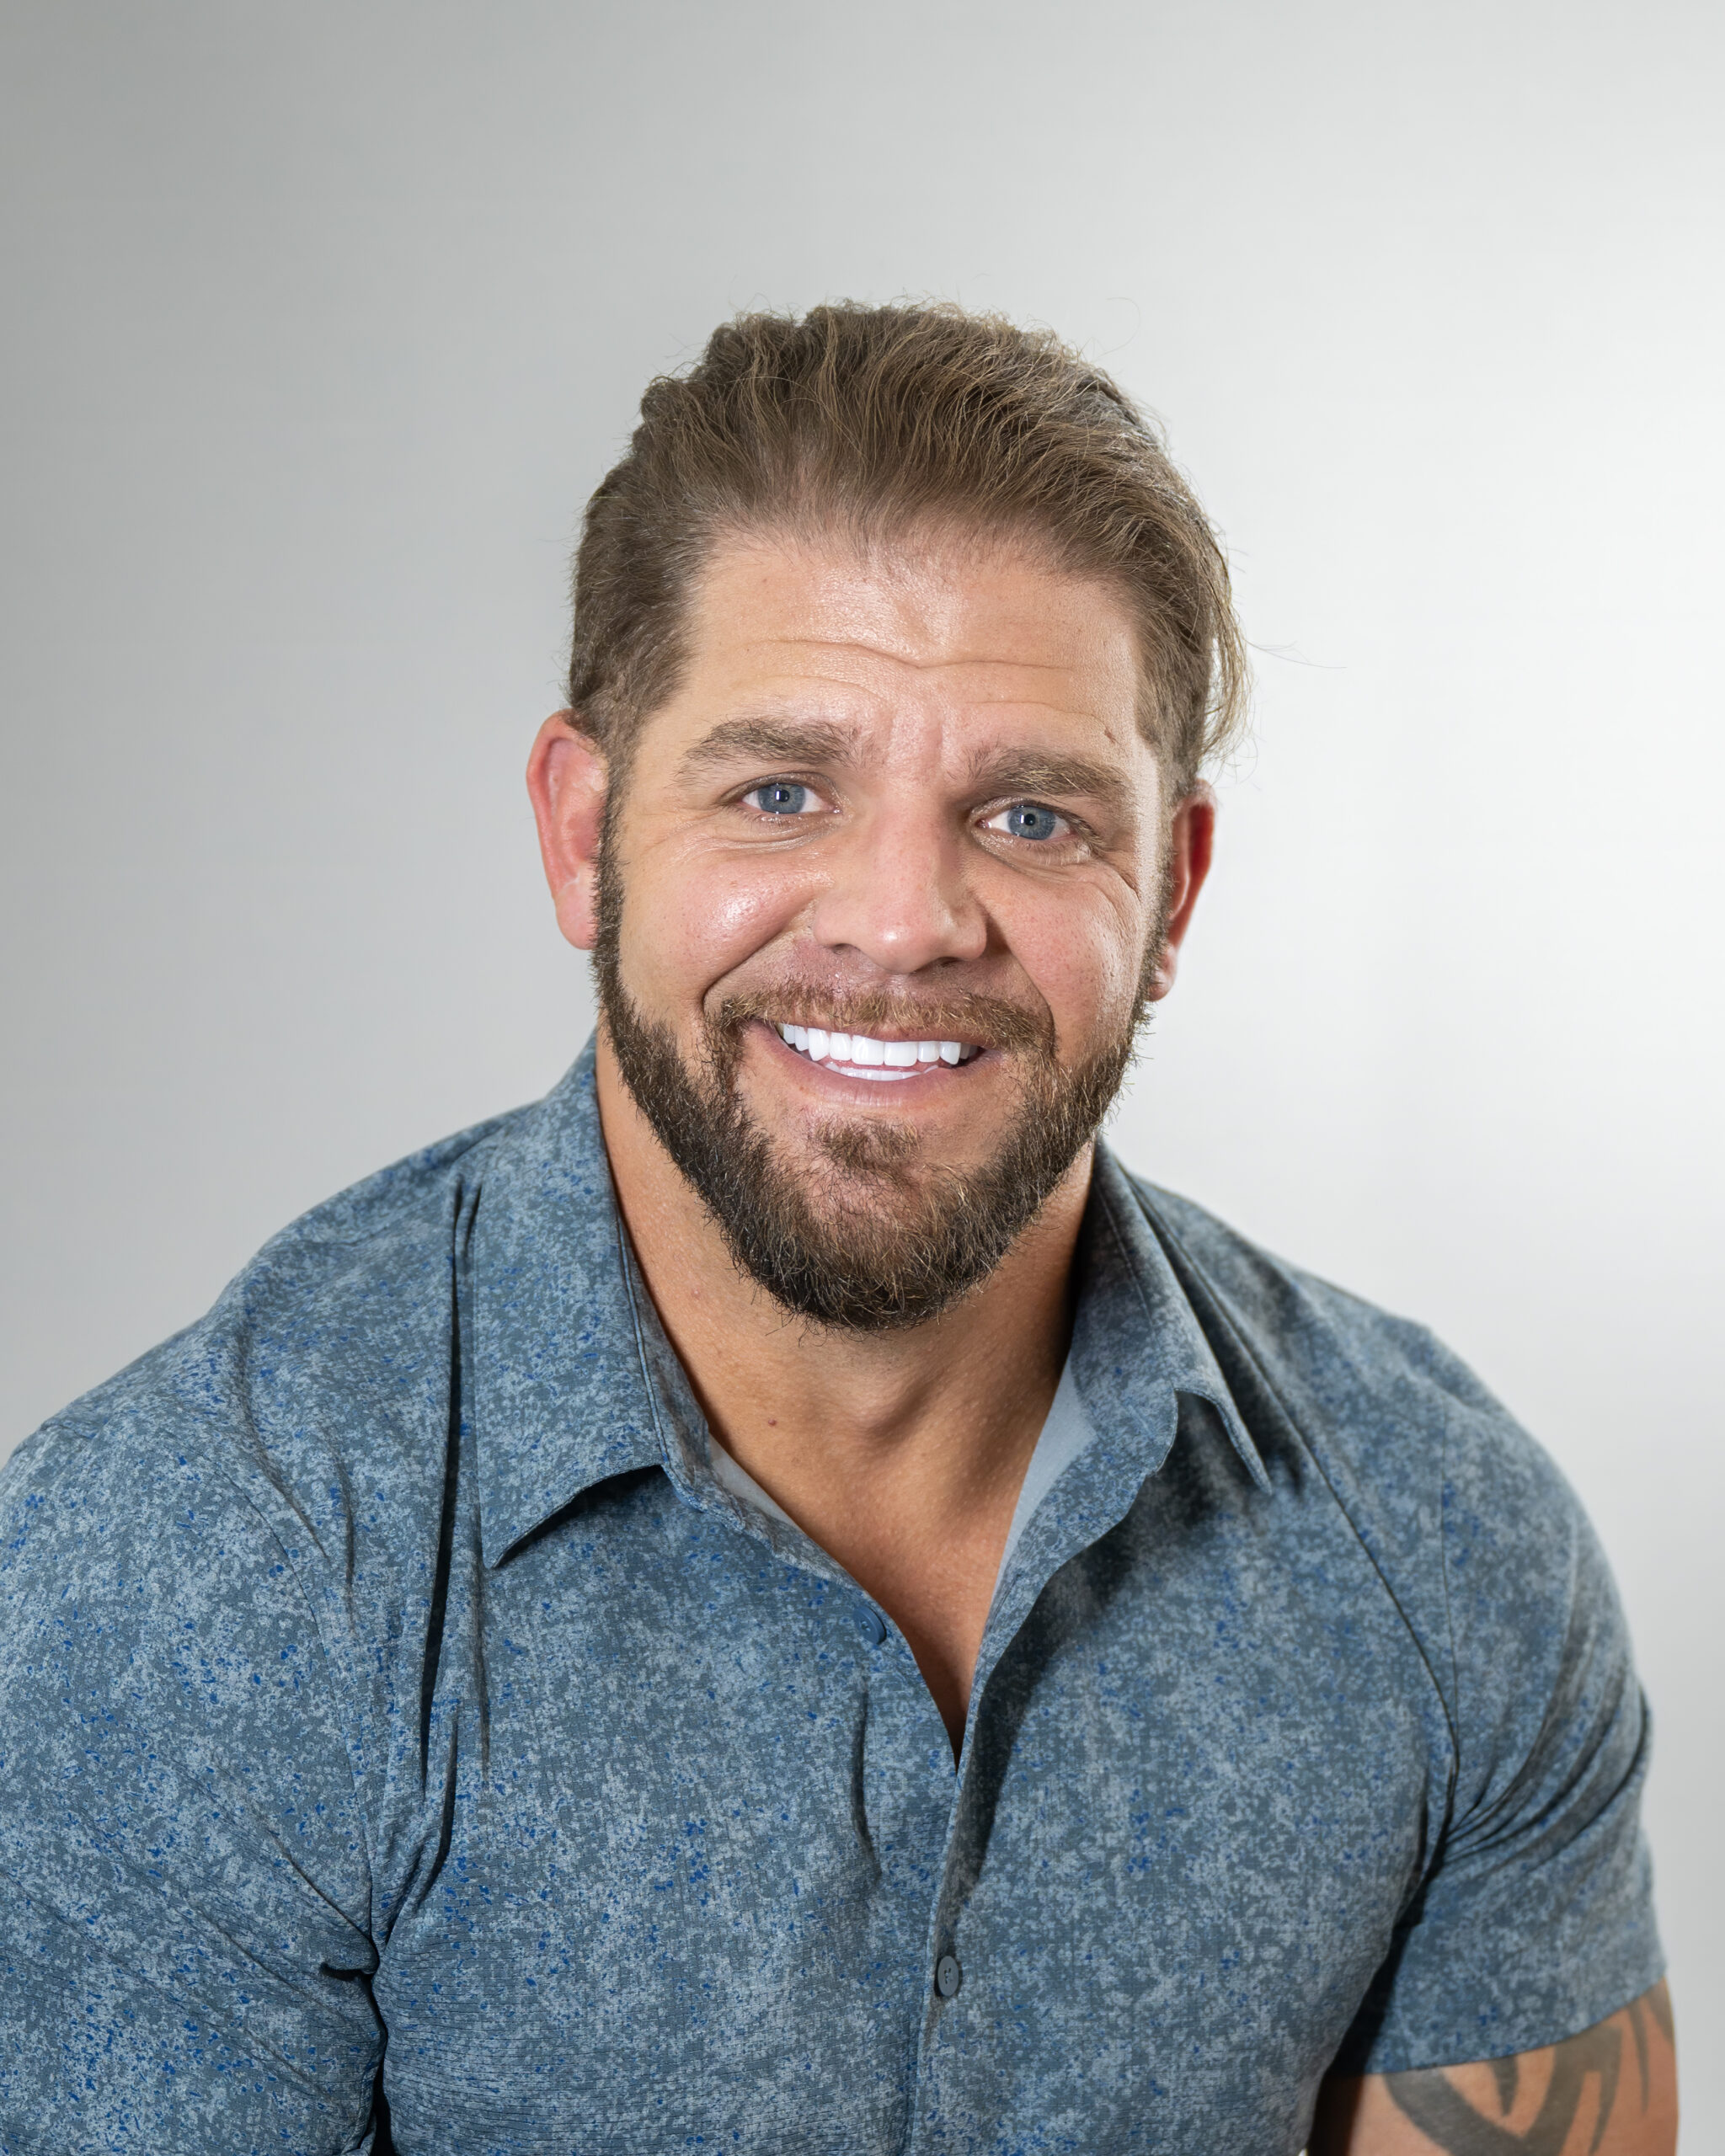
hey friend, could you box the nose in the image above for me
[806,798,990,976]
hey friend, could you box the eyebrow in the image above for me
[678,715,1135,820]
[964,749,1135,818]
[678,716,861,776]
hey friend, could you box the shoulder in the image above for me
[1129,1172,1503,1428]
[0,1103,525,1652]
[1126,1169,1575,1513]
[1119,1170,1626,1752]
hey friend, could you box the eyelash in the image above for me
[732,779,1090,846]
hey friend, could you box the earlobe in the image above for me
[553,867,601,953]
[526,711,609,954]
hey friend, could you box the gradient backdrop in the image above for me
[3,2,1721,2140]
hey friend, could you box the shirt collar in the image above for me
[471,1042,1264,1569]
[1071,1144,1268,1494]
[471,1043,664,1569]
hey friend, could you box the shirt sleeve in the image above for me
[0,1409,386,2154]
[1332,1380,1664,2073]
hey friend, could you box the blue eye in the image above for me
[746,782,812,816]
[1000,802,1061,841]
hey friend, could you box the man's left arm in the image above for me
[1301,1333,1674,2154]
[1311,1978,1677,2154]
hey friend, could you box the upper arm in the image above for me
[1313,1389,1673,2154]
[1329,1387,1664,2080]
[1311,1980,1677,2154]
[0,1418,385,2153]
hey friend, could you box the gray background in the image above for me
[3,0,1720,2138]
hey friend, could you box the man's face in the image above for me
[589,526,1190,1328]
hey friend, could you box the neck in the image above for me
[594,1030,1091,1749]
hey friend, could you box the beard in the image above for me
[594,841,1162,1332]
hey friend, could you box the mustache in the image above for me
[710,985,1054,1057]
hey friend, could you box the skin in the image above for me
[530,528,1208,1753]
[1310,1983,1676,2156]
[527,526,1676,2153]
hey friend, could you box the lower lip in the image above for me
[753,1021,984,1091]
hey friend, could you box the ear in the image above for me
[1145,785,1215,1001]
[526,712,609,952]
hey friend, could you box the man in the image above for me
[0,304,1674,2154]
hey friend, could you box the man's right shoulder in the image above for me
[0,1102,530,1602]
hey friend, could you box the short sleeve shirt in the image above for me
[0,1044,1663,2154]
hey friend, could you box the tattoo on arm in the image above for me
[1384,1988,1674,2154]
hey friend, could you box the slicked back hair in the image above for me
[567,302,1247,795]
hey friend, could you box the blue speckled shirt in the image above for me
[0,1044,1661,2154]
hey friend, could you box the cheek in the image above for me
[622,836,814,1006]
[999,883,1148,1045]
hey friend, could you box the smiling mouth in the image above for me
[773,1022,984,1082]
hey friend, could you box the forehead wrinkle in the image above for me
[748,628,1107,686]
[685,534,1146,734]
[718,639,1126,736]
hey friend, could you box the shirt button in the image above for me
[935,1954,963,1999]
[854,1604,886,1647]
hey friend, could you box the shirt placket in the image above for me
[895,1409,1184,2151]
[620,1189,1252,2152]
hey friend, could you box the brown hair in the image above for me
[567,301,1247,793]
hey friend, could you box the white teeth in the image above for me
[777,1023,979,1070]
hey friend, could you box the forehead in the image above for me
[667,527,1146,749]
